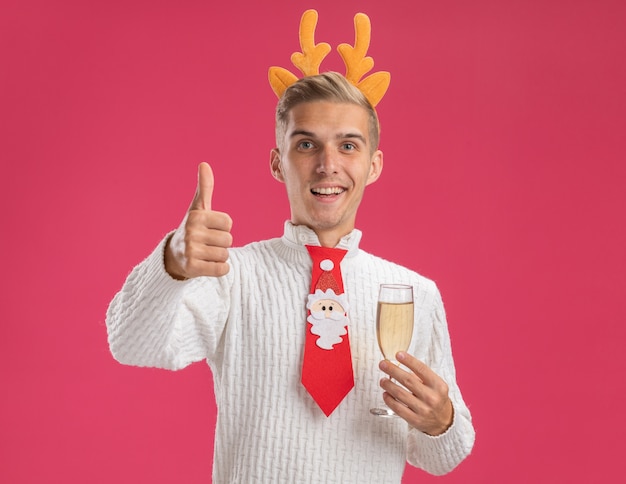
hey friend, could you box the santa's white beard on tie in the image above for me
[307,311,349,350]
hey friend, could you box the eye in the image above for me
[341,142,356,151]
[321,306,326,311]
[298,140,314,150]
[329,305,334,311]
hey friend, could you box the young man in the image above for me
[106,72,475,482]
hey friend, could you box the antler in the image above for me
[337,13,374,84]
[338,13,390,107]
[268,10,330,99]
[291,10,331,76]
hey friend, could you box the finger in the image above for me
[187,210,234,234]
[381,390,416,420]
[394,353,450,406]
[187,245,229,265]
[396,352,437,386]
[381,375,438,420]
[379,358,432,404]
[380,376,414,403]
[379,359,424,385]
[190,162,214,211]
[185,228,233,251]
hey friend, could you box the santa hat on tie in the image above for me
[317,258,340,293]
[307,258,350,313]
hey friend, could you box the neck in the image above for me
[314,228,351,248]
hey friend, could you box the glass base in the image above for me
[370,406,398,417]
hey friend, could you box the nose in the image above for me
[316,147,338,174]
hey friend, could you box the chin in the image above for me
[310,216,350,233]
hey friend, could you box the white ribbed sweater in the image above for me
[106,222,474,483]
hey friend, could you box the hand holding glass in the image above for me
[370,284,414,417]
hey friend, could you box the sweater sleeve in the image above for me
[105,235,232,370]
[405,284,475,475]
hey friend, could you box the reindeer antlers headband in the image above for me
[268,9,391,107]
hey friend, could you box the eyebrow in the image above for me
[289,130,368,145]
[289,129,316,139]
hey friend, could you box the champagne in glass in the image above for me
[370,284,414,417]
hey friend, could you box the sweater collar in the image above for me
[281,221,361,258]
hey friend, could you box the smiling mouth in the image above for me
[311,187,345,196]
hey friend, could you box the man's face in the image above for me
[270,101,383,246]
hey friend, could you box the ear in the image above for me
[365,149,383,186]
[269,148,285,182]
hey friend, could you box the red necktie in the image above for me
[302,245,354,416]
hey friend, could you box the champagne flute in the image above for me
[370,284,414,417]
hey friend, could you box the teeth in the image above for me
[312,187,344,195]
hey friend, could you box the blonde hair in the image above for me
[275,72,380,153]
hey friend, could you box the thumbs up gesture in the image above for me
[165,162,233,279]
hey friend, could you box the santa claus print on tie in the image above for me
[306,284,350,350]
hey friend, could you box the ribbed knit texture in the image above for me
[106,222,475,483]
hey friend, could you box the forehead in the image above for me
[285,101,371,140]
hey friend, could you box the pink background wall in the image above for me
[1,0,625,482]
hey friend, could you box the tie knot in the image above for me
[306,245,347,294]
